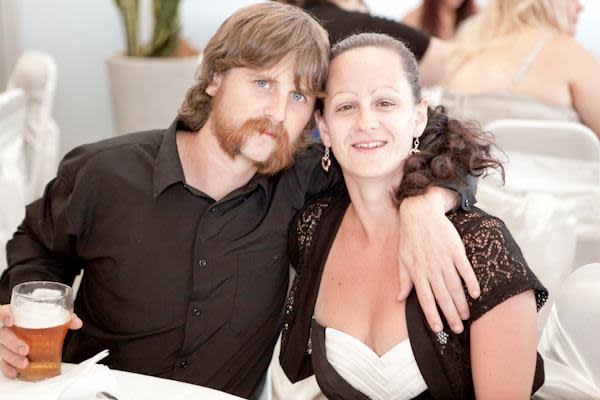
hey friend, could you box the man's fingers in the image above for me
[442,266,470,320]
[0,305,14,327]
[455,252,480,299]
[430,278,464,334]
[413,278,443,333]
[0,359,18,379]
[0,328,28,355]
[0,345,28,370]
[396,261,414,301]
[69,314,83,330]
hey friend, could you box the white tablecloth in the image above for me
[0,363,244,400]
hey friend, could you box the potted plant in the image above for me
[107,0,200,135]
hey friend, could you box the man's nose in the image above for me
[265,92,288,123]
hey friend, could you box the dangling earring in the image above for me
[321,146,331,172]
[410,138,420,154]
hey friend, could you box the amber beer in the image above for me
[10,281,73,381]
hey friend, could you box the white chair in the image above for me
[7,51,59,201]
[478,120,600,331]
[0,88,27,275]
[535,263,600,399]
[485,119,600,161]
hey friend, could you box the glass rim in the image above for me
[12,281,73,301]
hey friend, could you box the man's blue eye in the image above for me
[257,80,269,88]
[292,92,305,102]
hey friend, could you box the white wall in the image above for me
[7,0,600,158]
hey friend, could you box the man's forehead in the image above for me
[250,56,296,77]
[243,59,313,92]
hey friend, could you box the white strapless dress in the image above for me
[325,327,427,400]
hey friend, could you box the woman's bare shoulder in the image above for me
[402,6,422,28]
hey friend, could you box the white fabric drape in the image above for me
[535,263,600,399]
[0,89,27,275]
[476,151,600,331]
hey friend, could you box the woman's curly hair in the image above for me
[394,105,504,205]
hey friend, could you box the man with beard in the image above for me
[0,3,478,399]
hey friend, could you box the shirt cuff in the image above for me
[436,174,478,211]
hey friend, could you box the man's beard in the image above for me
[211,94,307,175]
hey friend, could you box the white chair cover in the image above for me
[7,51,59,201]
[535,263,600,399]
[0,89,27,275]
[485,119,600,162]
[476,125,600,330]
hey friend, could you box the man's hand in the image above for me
[397,187,480,334]
[0,304,83,378]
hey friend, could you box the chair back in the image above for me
[0,88,27,275]
[485,119,600,162]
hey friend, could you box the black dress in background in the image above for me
[302,0,431,61]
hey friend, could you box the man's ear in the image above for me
[414,99,428,139]
[205,73,223,97]
[315,110,331,147]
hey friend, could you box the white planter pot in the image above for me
[106,54,200,135]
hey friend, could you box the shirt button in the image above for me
[209,208,216,213]
[193,308,201,317]
[198,259,207,268]
[179,360,188,368]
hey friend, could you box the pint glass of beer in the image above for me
[10,281,73,381]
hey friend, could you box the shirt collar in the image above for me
[152,118,187,198]
[152,117,272,199]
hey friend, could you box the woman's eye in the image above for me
[336,104,353,112]
[379,101,394,107]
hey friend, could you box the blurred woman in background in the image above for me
[403,0,478,40]
[441,0,600,137]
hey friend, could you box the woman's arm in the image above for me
[567,37,600,138]
[470,290,538,400]
[401,7,422,30]
[419,37,451,87]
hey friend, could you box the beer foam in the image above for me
[12,289,70,329]
[28,288,63,299]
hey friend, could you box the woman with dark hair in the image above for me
[279,32,547,399]
[275,0,449,86]
[403,0,477,40]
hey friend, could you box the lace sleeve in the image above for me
[448,209,548,322]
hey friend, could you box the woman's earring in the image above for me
[410,138,420,154]
[321,146,331,172]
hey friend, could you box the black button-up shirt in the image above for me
[1,119,337,398]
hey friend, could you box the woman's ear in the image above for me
[414,99,428,139]
[205,73,223,97]
[314,110,332,147]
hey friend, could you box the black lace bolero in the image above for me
[279,187,548,399]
